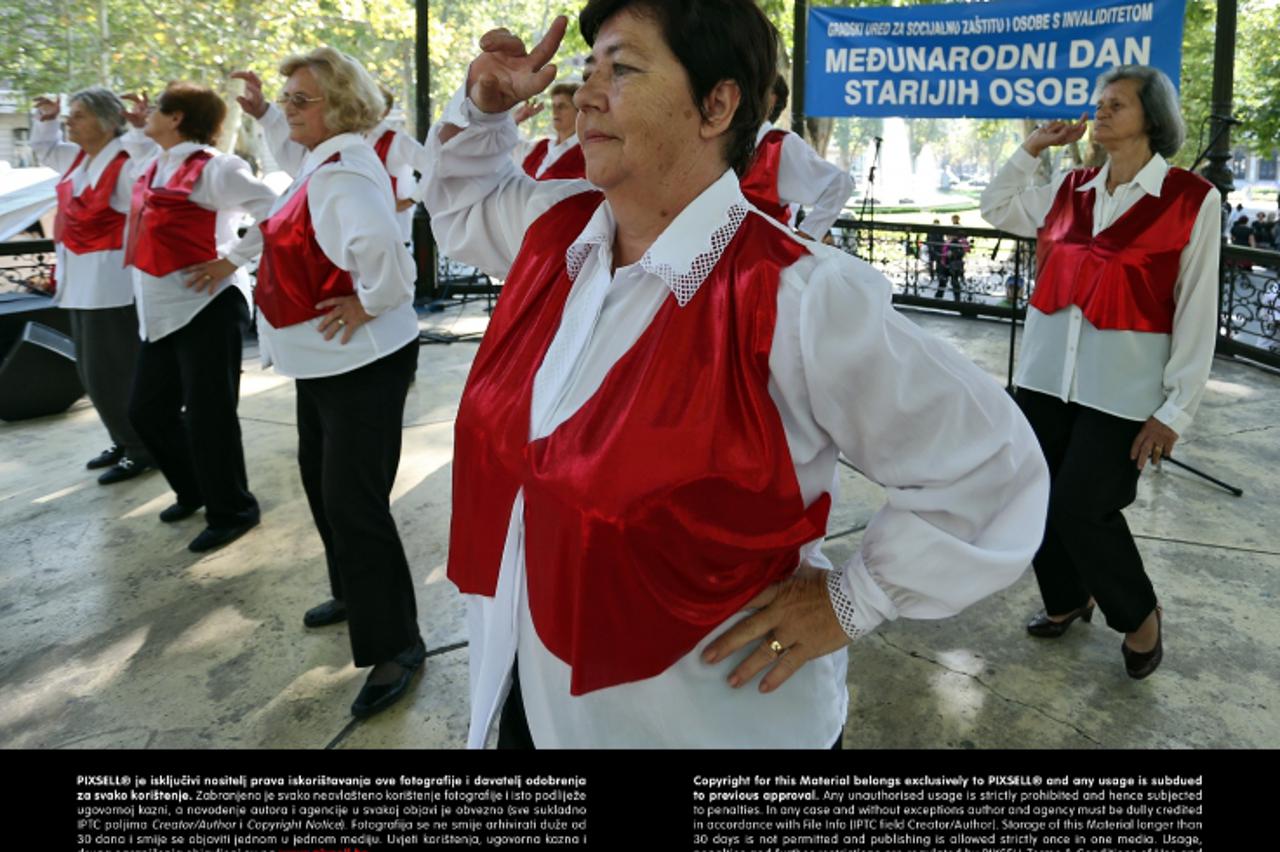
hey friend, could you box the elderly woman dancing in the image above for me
[232,70,428,246]
[981,66,1220,678]
[123,83,278,553]
[31,89,155,484]
[425,0,1049,749]
[188,48,424,717]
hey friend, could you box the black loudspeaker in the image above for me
[0,321,84,421]
[0,293,72,357]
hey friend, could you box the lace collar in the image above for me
[563,169,750,307]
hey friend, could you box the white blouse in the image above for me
[128,139,278,341]
[515,132,582,179]
[426,89,1049,749]
[980,147,1221,436]
[260,107,427,242]
[754,121,854,239]
[30,118,146,310]
[245,133,418,379]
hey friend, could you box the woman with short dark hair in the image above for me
[425,0,1047,748]
[981,65,1221,679]
[124,82,278,553]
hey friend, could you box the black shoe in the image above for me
[188,518,259,553]
[1122,606,1163,680]
[351,638,427,719]
[86,444,123,470]
[1026,601,1095,638]
[97,456,152,485]
[303,599,348,628]
[159,502,202,523]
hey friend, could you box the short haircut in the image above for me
[157,82,226,146]
[279,47,384,135]
[579,0,776,176]
[1095,64,1186,158]
[769,74,789,124]
[550,82,580,100]
[380,85,394,113]
[69,87,126,138]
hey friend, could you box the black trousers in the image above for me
[295,338,420,667]
[129,289,258,528]
[934,265,964,300]
[1015,387,1157,633]
[497,664,844,750]
[69,305,152,464]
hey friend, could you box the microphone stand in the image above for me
[1190,115,1238,173]
[856,135,883,264]
[1153,114,1245,497]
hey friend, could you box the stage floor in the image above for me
[1,302,1277,750]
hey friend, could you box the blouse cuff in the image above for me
[1153,400,1192,436]
[29,116,61,144]
[1008,146,1040,173]
[827,554,896,640]
[441,86,512,134]
[825,569,866,642]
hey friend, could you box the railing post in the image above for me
[413,0,439,305]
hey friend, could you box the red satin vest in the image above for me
[53,149,129,254]
[124,150,217,277]
[1031,167,1212,334]
[521,138,586,180]
[254,153,354,328]
[449,191,831,695]
[740,129,791,225]
[372,129,399,196]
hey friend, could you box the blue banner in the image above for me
[805,0,1187,118]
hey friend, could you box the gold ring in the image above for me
[1153,446,1163,456]
[768,639,785,657]
[337,318,346,327]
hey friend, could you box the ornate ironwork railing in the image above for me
[831,218,1280,372]
[0,238,55,296]
[3,229,1277,370]
[1219,245,1280,369]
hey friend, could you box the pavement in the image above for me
[1,301,1277,750]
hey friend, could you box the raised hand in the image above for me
[466,15,568,114]
[230,70,268,119]
[512,99,544,125]
[121,92,151,128]
[1024,113,1089,157]
[33,96,60,121]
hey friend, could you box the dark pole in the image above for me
[791,0,807,142]
[1201,0,1236,197]
[415,0,430,141]
[413,0,438,303]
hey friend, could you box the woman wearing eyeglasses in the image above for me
[187,48,424,718]
[232,69,428,244]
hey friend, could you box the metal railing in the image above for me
[1219,244,1280,369]
[2,230,1277,371]
[832,218,1280,373]
[0,238,55,296]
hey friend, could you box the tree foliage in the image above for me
[1,0,1275,169]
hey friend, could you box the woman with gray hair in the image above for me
[186,47,425,718]
[31,88,155,485]
[980,64,1221,679]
